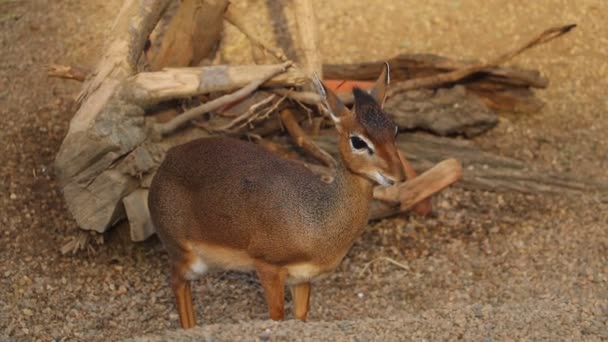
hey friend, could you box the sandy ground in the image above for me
[1,0,607,341]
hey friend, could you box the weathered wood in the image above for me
[54,0,171,232]
[279,108,336,180]
[155,62,293,135]
[122,64,307,108]
[47,64,88,82]
[397,150,433,216]
[386,86,498,137]
[123,189,155,242]
[56,0,171,180]
[313,132,607,195]
[293,0,322,79]
[323,54,547,88]
[374,159,463,207]
[55,63,304,233]
[148,0,229,70]
[224,3,289,63]
[371,158,462,219]
[118,128,606,241]
[323,53,548,114]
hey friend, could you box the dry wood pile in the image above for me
[50,0,586,247]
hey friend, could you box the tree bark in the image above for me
[147,0,229,70]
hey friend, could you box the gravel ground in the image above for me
[1,0,607,341]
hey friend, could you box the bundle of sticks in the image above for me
[50,0,578,246]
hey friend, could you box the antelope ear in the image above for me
[369,62,390,107]
[320,82,349,126]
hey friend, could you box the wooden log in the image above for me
[119,129,606,241]
[386,86,498,137]
[121,64,307,108]
[148,0,229,70]
[374,159,463,208]
[323,54,548,89]
[370,158,462,220]
[323,53,550,114]
[155,62,292,135]
[293,0,322,79]
[224,3,289,63]
[56,0,171,181]
[55,63,303,233]
[123,189,155,242]
[313,132,607,195]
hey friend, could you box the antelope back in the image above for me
[148,136,355,262]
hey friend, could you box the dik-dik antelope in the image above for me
[148,64,406,328]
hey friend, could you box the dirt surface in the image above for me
[1,0,607,341]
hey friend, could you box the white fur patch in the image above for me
[287,263,323,284]
[373,172,394,186]
[185,257,208,280]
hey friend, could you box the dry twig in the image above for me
[280,108,337,173]
[156,61,292,135]
[388,24,576,95]
[359,256,410,276]
[47,64,89,82]
[271,88,324,105]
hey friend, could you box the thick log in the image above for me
[386,85,497,137]
[148,0,228,70]
[123,189,155,242]
[55,63,302,233]
[371,158,462,220]
[56,0,171,181]
[313,132,607,195]
[323,53,548,113]
[323,54,548,88]
[293,0,322,79]
[116,128,606,241]
[121,64,306,107]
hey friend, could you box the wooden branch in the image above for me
[103,129,606,241]
[323,54,546,89]
[53,0,171,233]
[47,64,88,82]
[386,86,498,137]
[398,150,433,216]
[293,0,322,78]
[387,24,575,95]
[56,0,171,180]
[155,61,292,135]
[75,0,172,106]
[312,132,607,196]
[204,94,287,133]
[279,108,337,179]
[271,88,324,105]
[123,189,154,241]
[224,3,289,63]
[375,158,462,209]
[121,63,306,107]
[148,0,228,70]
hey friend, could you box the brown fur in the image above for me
[148,64,404,328]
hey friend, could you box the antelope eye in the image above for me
[350,136,369,151]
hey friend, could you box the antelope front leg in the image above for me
[290,282,311,321]
[171,270,196,329]
[255,261,287,320]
